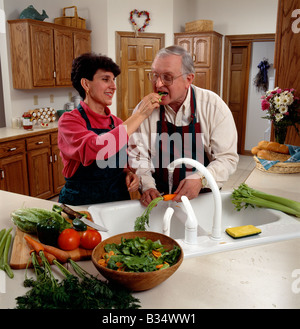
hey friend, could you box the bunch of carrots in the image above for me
[18,234,141,309]
[24,234,71,264]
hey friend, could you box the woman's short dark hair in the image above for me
[71,52,121,99]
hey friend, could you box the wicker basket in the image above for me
[54,6,86,29]
[185,20,213,32]
[254,156,300,174]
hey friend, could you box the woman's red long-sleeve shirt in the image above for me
[58,101,128,178]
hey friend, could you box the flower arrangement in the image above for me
[129,9,150,32]
[261,87,300,143]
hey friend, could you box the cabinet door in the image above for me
[74,31,91,58]
[51,144,65,194]
[30,25,55,87]
[174,36,193,56]
[27,148,53,199]
[0,154,29,195]
[194,68,210,90]
[193,36,211,67]
[54,28,73,86]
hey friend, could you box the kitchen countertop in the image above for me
[0,122,58,142]
[0,168,300,309]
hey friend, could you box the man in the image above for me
[128,45,238,206]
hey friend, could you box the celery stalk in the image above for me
[231,183,300,217]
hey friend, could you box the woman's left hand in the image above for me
[125,171,139,192]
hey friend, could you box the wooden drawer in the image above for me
[50,132,58,145]
[0,139,25,158]
[26,134,50,151]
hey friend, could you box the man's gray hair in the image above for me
[155,45,195,74]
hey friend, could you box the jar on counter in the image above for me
[22,112,33,130]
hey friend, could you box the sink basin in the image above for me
[88,191,300,258]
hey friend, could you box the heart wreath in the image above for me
[129,9,150,32]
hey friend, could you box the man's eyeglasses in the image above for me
[148,72,186,86]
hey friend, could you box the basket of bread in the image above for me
[251,141,300,174]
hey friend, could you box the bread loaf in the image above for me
[257,140,289,154]
[257,149,290,161]
[251,146,260,155]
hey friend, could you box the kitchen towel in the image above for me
[257,145,300,170]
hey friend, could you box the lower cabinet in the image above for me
[0,130,65,199]
[0,139,29,195]
[0,153,29,195]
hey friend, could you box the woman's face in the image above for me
[83,69,117,108]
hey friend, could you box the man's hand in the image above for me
[172,174,203,202]
[140,188,161,206]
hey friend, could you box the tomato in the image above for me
[57,228,81,251]
[80,230,102,249]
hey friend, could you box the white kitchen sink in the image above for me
[88,191,300,258]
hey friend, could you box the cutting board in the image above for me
[10,211,94,269]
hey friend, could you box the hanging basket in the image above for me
[54,6,86,29]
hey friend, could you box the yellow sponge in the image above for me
[226,225,261,239]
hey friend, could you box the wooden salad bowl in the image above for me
[92,231,184,291]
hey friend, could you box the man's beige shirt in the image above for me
[128,86,239,192]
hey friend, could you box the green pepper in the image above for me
[36,217,60,246]
[52,205,63,215]
[72,218,87,231]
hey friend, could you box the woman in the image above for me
[58,53,160,205]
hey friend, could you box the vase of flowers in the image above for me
[261,87,300,144]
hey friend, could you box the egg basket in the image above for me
[54,6,86,29]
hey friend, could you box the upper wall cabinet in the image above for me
[8,19,91,89]
[174,31,222,95]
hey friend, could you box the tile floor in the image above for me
[222,155,256,191]
[50,155,255,201]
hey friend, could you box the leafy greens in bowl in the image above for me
[92,231,183,291]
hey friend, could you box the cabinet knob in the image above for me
[8,147,17,152]
[0,170,4,179]
[36,141,44,145]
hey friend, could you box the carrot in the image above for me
[163,194,177,201]
[156,264,164,269]
[97,258,107,266]
[43,251,57,264]
[24,235,44,253]
[42,244,70,263]
[152,250,162,258]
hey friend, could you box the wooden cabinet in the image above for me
[0,139,29,195]
[26,134,53,198]
[274,0,300,146]
[0,130,65,199]
[8,19,91,89]
[26,132,64,198]
[50,133,65,194]
[174,31,222,94]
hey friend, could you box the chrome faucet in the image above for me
[167,158,222,240]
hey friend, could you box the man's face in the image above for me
[151,54,194,111]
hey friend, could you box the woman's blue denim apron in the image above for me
[59,105,130,205]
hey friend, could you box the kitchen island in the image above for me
[0,167,299,309]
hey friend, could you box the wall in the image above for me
[1,0,278,143]
[245,41,275,150]
[174,0,278,35]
